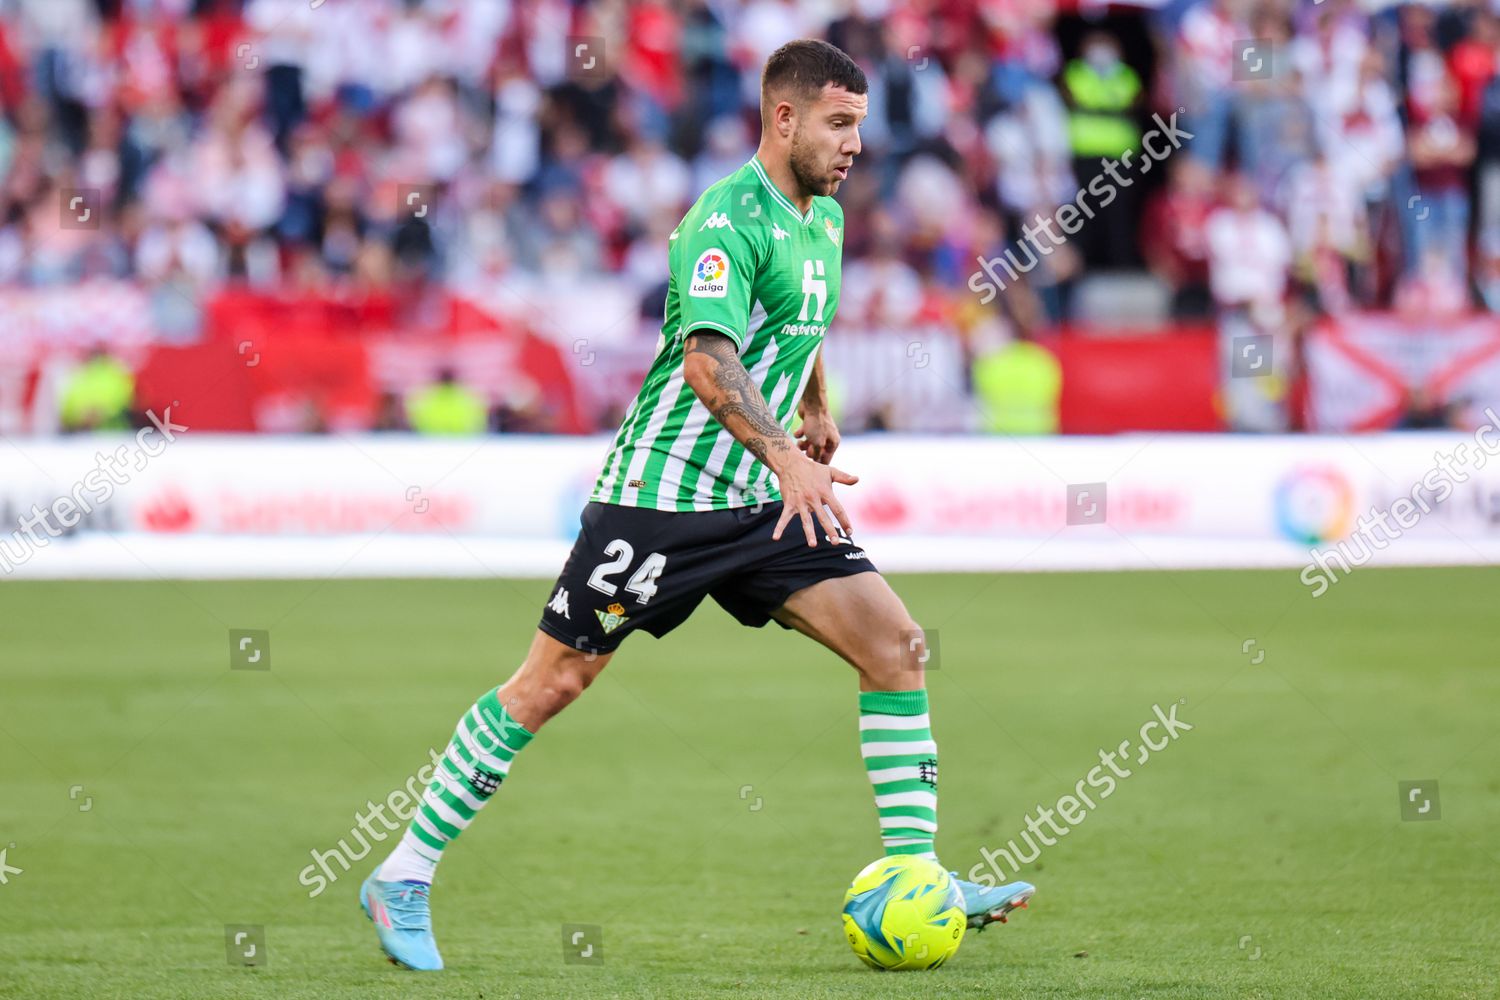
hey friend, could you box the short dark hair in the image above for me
[760,39,867,123]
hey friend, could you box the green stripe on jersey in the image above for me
[591,158,845,512]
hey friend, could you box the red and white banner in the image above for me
[1305,313,1500,431]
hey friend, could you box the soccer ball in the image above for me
[840,855,966,970]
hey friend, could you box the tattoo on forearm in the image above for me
[714,401,786,437]
[685,333,793,451]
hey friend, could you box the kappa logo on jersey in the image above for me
[547,587,571,620]
[689,249,729,298]
[596,602,630,635]
[698,212,736,232]
[771,222,789,241]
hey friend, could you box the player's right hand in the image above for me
[772,456,858,548]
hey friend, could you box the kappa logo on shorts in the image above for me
[595,602,630,635]
[547,587,571,620]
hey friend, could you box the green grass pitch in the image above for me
[1,567,1497,998]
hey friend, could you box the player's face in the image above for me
[789,86,867,198]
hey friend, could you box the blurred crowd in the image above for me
[4,0,1500,433]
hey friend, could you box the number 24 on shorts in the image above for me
[586,539,667,605]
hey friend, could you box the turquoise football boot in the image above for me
[950,876,1035,930]
[360,874,444,970]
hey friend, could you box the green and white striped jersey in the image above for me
[591,157,845,511]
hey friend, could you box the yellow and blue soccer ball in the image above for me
[841,855,966,970]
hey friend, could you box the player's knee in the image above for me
[538,661,594,715]
[859,617,926,687]
[549,672,588,706]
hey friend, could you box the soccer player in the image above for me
[360,39,1035,970]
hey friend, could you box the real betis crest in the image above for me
[824,217,840,246]
[595,602,629,635]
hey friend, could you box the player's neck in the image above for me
[753,150,813,215]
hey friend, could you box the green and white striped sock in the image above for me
[377,687,534,884]
[858,688,939,861]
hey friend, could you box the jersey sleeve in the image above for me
[674,212,760,349]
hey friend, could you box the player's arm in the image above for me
[795,348,839,464]
[682,331,857,547]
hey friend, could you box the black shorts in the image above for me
[538,501,879,654]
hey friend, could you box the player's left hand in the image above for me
[795,408,840,464]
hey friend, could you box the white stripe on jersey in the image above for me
[747,345,821,500]
[693,334,781,511]
[725,367,792,504]
[596,389,646,498]
[620,368,691,508]
[655,302,763,504]
[743,298,769,348]
[656,397,715,505]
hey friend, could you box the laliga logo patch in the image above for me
[596,602,630,635]
[690,249,728,298]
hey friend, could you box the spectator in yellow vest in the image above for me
[59,348,135,432]
[972,335,1063,435]
[1062,33,1145,268]
[406,370,489,436]
[1063,33,1143,159]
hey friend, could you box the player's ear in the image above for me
[773,99,797,139]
